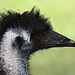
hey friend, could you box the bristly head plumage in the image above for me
[0,7,75,75]
[0,7,52,40]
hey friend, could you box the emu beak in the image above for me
[35,30,75,50]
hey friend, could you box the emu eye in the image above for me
[35,33,42,39]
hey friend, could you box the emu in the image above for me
[0,7,75,75]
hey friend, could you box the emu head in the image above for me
[0,7,75,75]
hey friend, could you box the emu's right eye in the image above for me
[35,33,42,39]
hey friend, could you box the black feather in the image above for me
[0,7,52,40]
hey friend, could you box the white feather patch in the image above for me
[0,28,30,75]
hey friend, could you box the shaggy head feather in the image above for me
[0,7,75,75]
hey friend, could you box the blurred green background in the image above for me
[0,0,75,75]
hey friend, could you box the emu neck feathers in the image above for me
[0,29,30,75]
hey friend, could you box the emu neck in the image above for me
[0,44,29,75]
[0,30,29,75]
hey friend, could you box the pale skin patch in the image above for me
[0,28,31,75]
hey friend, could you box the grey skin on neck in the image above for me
[0,28,32,75]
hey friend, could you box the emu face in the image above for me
[0,7,75,75]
